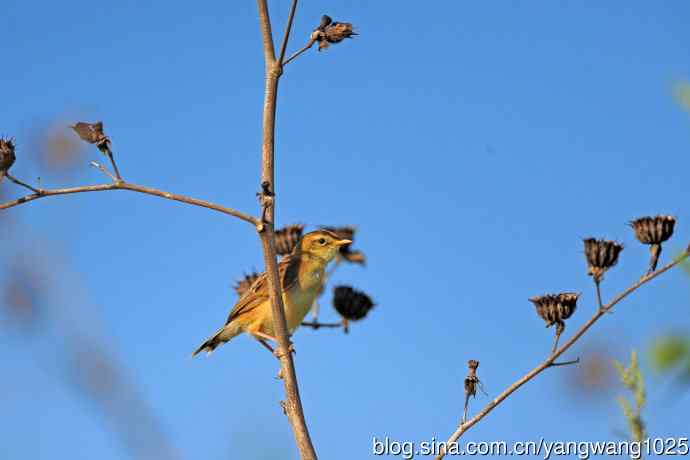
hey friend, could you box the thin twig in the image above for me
[595,280,604,310]
[0,181,258,225]
[462,393,471,424]
[549,358,580,367]
[105,149,123,182]
[278,0,299,64]
[90,161,118,182]
[283,38,316,66]
[551,325,563,354]
[434,247,690,460]
[6,173,41,193]
[301,320,343,330]
[255,1,318,459]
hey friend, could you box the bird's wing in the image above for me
[225,255,301,324]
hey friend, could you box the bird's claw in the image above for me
[273,343,296,359]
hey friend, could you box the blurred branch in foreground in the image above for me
[1,252,181,460]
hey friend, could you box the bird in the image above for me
[193,230,352,357]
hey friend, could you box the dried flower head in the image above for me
[333,285,375,333]
[0,137,17,181]
[464,360,480,398]
[274,224,305,256]
[322,226,366,265]
[583,238,623,283]
[317,14,332,30]
[311,15,357,51]
[233,271,260,298]
[463,359,484,422]
[630,215,675,245]
[530,292,579,328]
[630,216,676,273]
[71,121,111,154]
[530,292,579,352]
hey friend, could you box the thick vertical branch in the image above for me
[255,1,318,459]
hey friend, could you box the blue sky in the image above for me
[2,1,690,459]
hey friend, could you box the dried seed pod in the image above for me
[464,360,480,398]
[322,226,366,265]
[629,216,676,273]
[583,238,623,283]
[333,285,375,333]
[317,14,332,30]
[312,15,357,51]
[233,271,260,298]
[71,121,111,154]
[274,224,304,256]
[630,215,675,245]
[530,292,579,327]
[530,292,579,353]
[0,137,16,182]
[463,360,483,422]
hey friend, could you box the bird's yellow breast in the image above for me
[283,263,324,332]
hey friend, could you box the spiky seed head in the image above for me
[274,224,305,256]
[71,121,105,144]
[313,16,357,51]
[233,271,260,297]
[324,22,356,44]
[583,238,623,282]
[0,137,17,174]
[629,216,675,245]
[529,292,579,330]
[468,359,479,372]
[333,285,375,321]
[71,121,111,154]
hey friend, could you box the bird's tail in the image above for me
[192,323,241,357]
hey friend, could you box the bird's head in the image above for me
[297,230,352,262]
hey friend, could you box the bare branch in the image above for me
[5,173,41,193]
[256,1,318,459]
[105,149,123,182]
[548,358,580,367]
[278,0,299,64]
[434,247,690,460]
[90,161,118,182]
[301,320,344,330]
[283,38,316,66]
[256,0,276,65]
[0,181,258,225]
[594,280,604,311]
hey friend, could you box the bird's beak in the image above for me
[335,239,352,247]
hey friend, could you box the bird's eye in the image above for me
[318,238,326,245]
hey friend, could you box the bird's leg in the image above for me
[256,338,275,354]
[252,330,278,342]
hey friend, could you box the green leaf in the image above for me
[674,81,690,113]
[649,336,690,373]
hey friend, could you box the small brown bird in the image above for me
[193,230,351,356]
